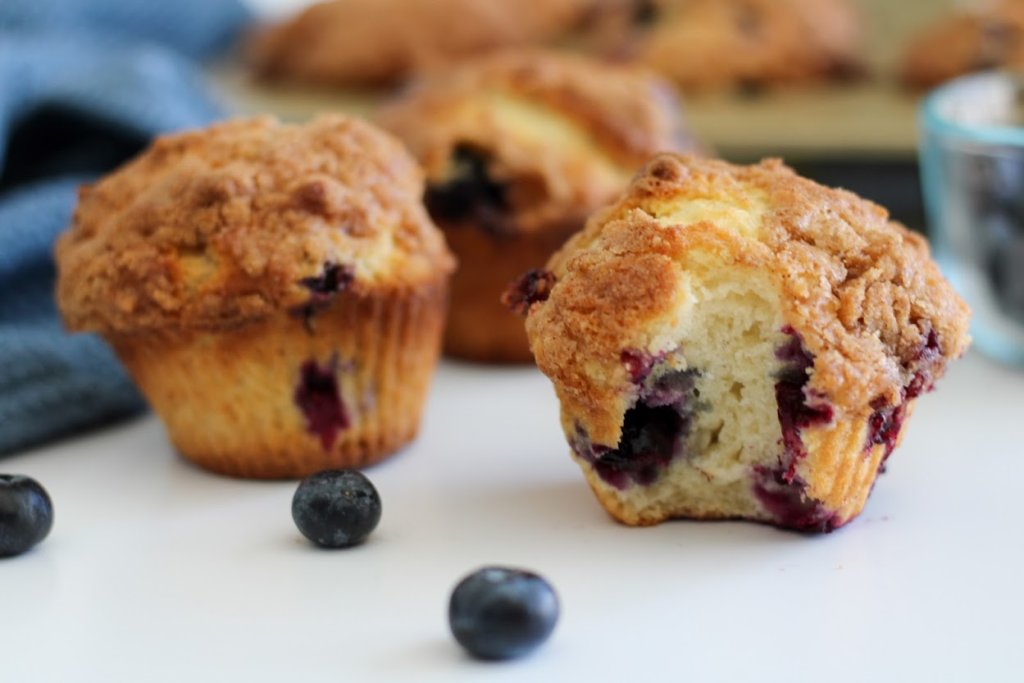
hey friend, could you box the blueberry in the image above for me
[573,360,699,490]
[774,328,834,484]
[423,144,512,235]
[448,567,559,660]
[0,475,54,558]
[290,262,356,325]
[502,268,556,316]
[293,357,350,452]
[291,470,381,548]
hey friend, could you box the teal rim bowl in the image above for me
[919,70,1024,367]
[921,71,1024,147]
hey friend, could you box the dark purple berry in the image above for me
[449,567,559,661]
[590,402,687,488]
[294,356,349,452]
[752,466,842,533]
[290,262,355,324]
[424,144,511,235]
[298,262,354,299]
[0,475,54,558]
[292,470,381,548]
[863,328,943,463]
[774,328,834,484]
[620,348,657,383]
[503,269,556,316]
[571,354,699,490]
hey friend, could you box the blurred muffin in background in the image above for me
[580,0,863,91]
[247,0,594,88]
[901,0,1024,90]
[378,50,700,363]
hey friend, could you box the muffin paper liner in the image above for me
[110,279,447,478]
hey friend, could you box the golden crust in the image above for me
[526,154,971,448]
[247,0,592,87]
[900,1,1024,89]
[635,0,863,90]
[377,49,696,235]
[56,115,455,335]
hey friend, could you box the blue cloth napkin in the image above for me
[0,0,251,455]
[0,0,250,60]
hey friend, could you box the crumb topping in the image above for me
[56,115,454,333]
[377,50,697,234]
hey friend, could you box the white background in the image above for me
[3,353,1023,682]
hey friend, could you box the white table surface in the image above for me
[2,352,1023,682]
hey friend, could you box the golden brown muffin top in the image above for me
[56,115,455,335]
[522,154,970,446]
[632,0,862,90]
[247,0,592,87]
[377,49,697,234]
[900,0,1024,89]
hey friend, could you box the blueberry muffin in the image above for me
[586,0,863,91]
[513,154,970,531]
[378,50,699,362]
[901,0,1024,90]
[247,0,592,88]
[55,115,455,479]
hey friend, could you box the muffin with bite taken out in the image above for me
[511,153,970,531]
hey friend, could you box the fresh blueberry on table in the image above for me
[291,470,381,548]
[0,475,54,558]
[449,567,560,660]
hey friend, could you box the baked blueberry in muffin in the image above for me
[56,115,454,478]
[515,154,970,531]
[246,0,593,88]
[901,0,1024,89]
[379,49,699,362]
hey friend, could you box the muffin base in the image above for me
[443,223,578,364]
[109,280,447,478]
[578,403,913,532]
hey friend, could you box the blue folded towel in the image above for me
[0,0,251,455]
[0,0,250,60]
